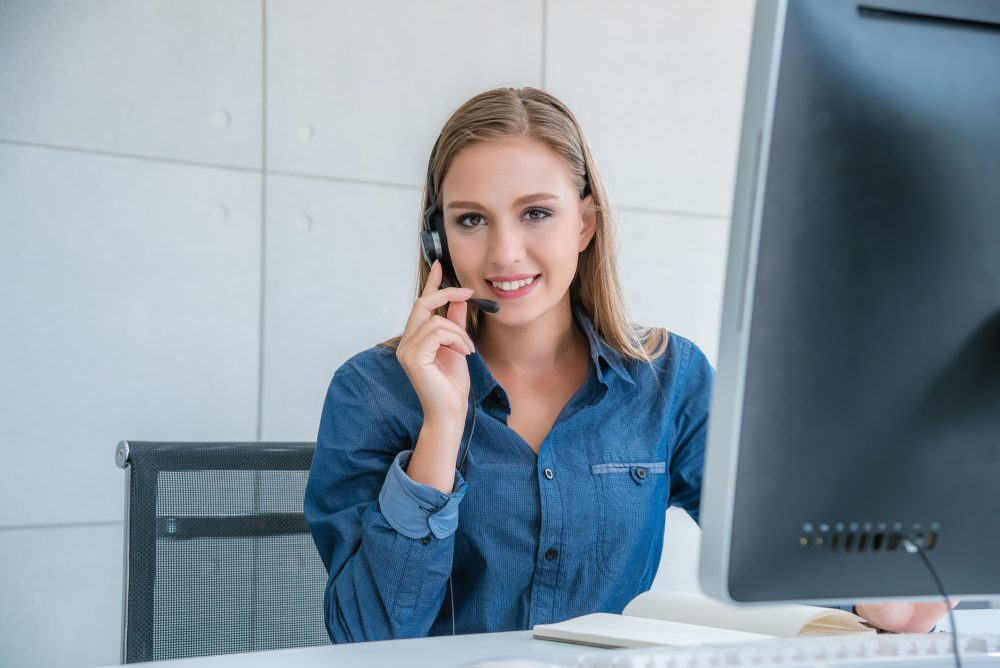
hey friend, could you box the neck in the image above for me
[475,296,587,375]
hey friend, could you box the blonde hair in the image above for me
[384,86,666,362]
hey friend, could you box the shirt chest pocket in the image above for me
[591,461,668,578]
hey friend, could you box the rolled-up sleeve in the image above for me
[379,450,467,539]
[304,363,464,644]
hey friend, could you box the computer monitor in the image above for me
[699,0,1000,605]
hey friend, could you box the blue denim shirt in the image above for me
[304,310,712,643]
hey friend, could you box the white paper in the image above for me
[623,590,872,638]
[533,613,775,649]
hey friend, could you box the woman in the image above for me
[304,87,952,643]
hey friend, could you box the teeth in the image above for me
[490,276,536,291]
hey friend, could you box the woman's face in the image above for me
[439,137,596,328]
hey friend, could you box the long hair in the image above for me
[384,86,667,362]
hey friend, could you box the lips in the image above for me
[485,274,541,300]
[487,275,537,291]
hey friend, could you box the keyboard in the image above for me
[573,633,1000,667]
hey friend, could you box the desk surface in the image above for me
[103,631,588,668]
[101,610,1000,668]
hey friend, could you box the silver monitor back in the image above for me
[699,0,1000,605]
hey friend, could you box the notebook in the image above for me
[532,590,875,649]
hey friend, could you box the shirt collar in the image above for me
[468,304,635,405]
[571,303,636,388]
[468,350,500,406]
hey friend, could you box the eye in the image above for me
[523,208,552,222]
[456,213,486,229]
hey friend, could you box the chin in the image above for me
[483,309,535,328]
[487,299,564,328]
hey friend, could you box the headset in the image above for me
[420,136,501,314]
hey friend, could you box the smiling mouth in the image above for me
[487,275,540,292]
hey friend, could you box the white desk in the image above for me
[100,610,1000,668]
[102,631,589,668]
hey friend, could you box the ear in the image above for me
[578,194,597,253]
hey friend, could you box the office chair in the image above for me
[115,440,331,663]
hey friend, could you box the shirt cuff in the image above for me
[377,450,467,540]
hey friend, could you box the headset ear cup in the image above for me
[434,220,456,282]
[421,136,459,285]
[420,229,442,267]
[431,210,461,287]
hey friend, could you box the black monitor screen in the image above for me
[700,0,1000,604]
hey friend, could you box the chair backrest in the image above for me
[116,440,330,663]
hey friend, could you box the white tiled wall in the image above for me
[0,525,123,668]
[0,144,262,528]
[616,209,730,362]
[266,0,544,185]
[260,175,420,439]
[0,0,263,167]
[0,2,753,665]
[546,0,754,216]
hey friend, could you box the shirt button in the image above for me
[544,468,554,480]
[544,548,559,561]
[421,535,432,545]
[630,465,649,485]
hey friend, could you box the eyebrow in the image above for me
[446,192,559,210]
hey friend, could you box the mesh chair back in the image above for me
[116,441,330,663]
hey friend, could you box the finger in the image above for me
[411,323,474,361]
[446,297,468,332]
[414,286,475,316]
[855,602,911,632]
[421,259,443,297]
[403,279,470,340]
[413,314,474,351]
[406,316,475,359]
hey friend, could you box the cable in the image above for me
[449,576,456,636]
[903,535,961,668]
[458,399,478,474]
[450,391,479,636]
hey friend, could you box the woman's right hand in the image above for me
[396,260,476,424]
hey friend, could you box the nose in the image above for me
[486,218,527,268]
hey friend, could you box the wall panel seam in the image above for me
[0,520,123,533]
[256,0,269,441]
[618,206,730,221]
[541,0,548,88]
[0,138,259,174]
